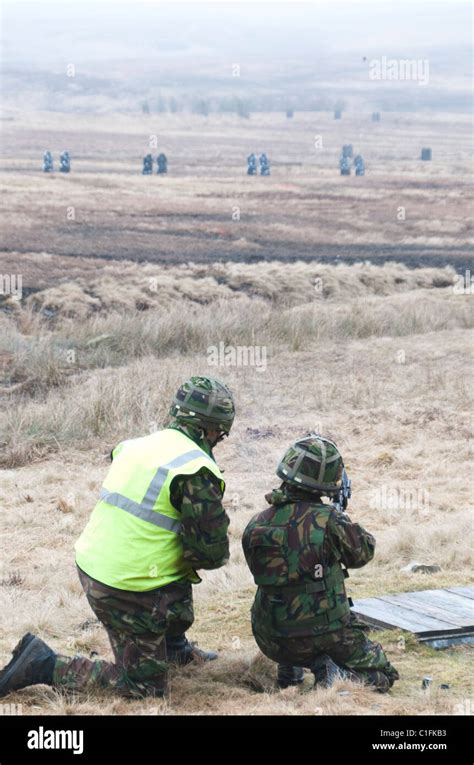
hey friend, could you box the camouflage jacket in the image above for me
[167,422,230,573]
[242,484,375,636]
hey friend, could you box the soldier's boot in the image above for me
[166,634,218,666]
[277,664,305,689]
[311,655,359,689]
[0,633,57,697]
[362,669,393,693]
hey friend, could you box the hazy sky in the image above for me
[1,1,472,67]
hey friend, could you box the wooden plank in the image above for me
[352,597,457,634]
[445,587,474,600]
[381,592,474,628]
[394,589,474,621]
[353,598,430,631]
[420,635,474,649]
[354,586,474,642]
[380,600,467,630]
[415,591,474,623]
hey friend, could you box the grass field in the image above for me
[1,111,472,269]
[0,107,473,716]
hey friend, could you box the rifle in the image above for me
[331,467,353,596]
[331,467,352,514]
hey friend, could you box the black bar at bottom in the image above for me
[0,714,471,762]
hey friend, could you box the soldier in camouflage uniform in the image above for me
[242,434,399,692]
[0,377,235,700]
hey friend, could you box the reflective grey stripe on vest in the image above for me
[100,449,215,534]
[99,490,182,533]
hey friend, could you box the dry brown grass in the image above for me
[0,265,471,466]
[0,106,472,717]
[0,111,472,265]
[0,256,472,716]
[20,259,456,316]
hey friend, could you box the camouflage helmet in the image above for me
[169,376,235,434]
[276,434,343,494]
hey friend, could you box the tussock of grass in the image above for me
[0,263,469,405]
[21,260,456,320]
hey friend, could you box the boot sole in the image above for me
[0,633,38,697]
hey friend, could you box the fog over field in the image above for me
[1,2,472,113]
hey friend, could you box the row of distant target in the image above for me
[41,145,433,176]
[339,144,433,176]
[41,150,168,174]
[42,151,70,172]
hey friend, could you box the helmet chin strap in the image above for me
[202,428,226,448]
[209,433,227,448]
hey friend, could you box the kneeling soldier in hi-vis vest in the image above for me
[0,376,235,699]
[242,434,399,692]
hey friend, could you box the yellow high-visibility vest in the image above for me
[75,429,225,591]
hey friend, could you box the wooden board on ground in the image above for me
[352,586,474,648]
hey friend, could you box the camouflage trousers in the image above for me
[53,566,194,699]
[253,612,399,691]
